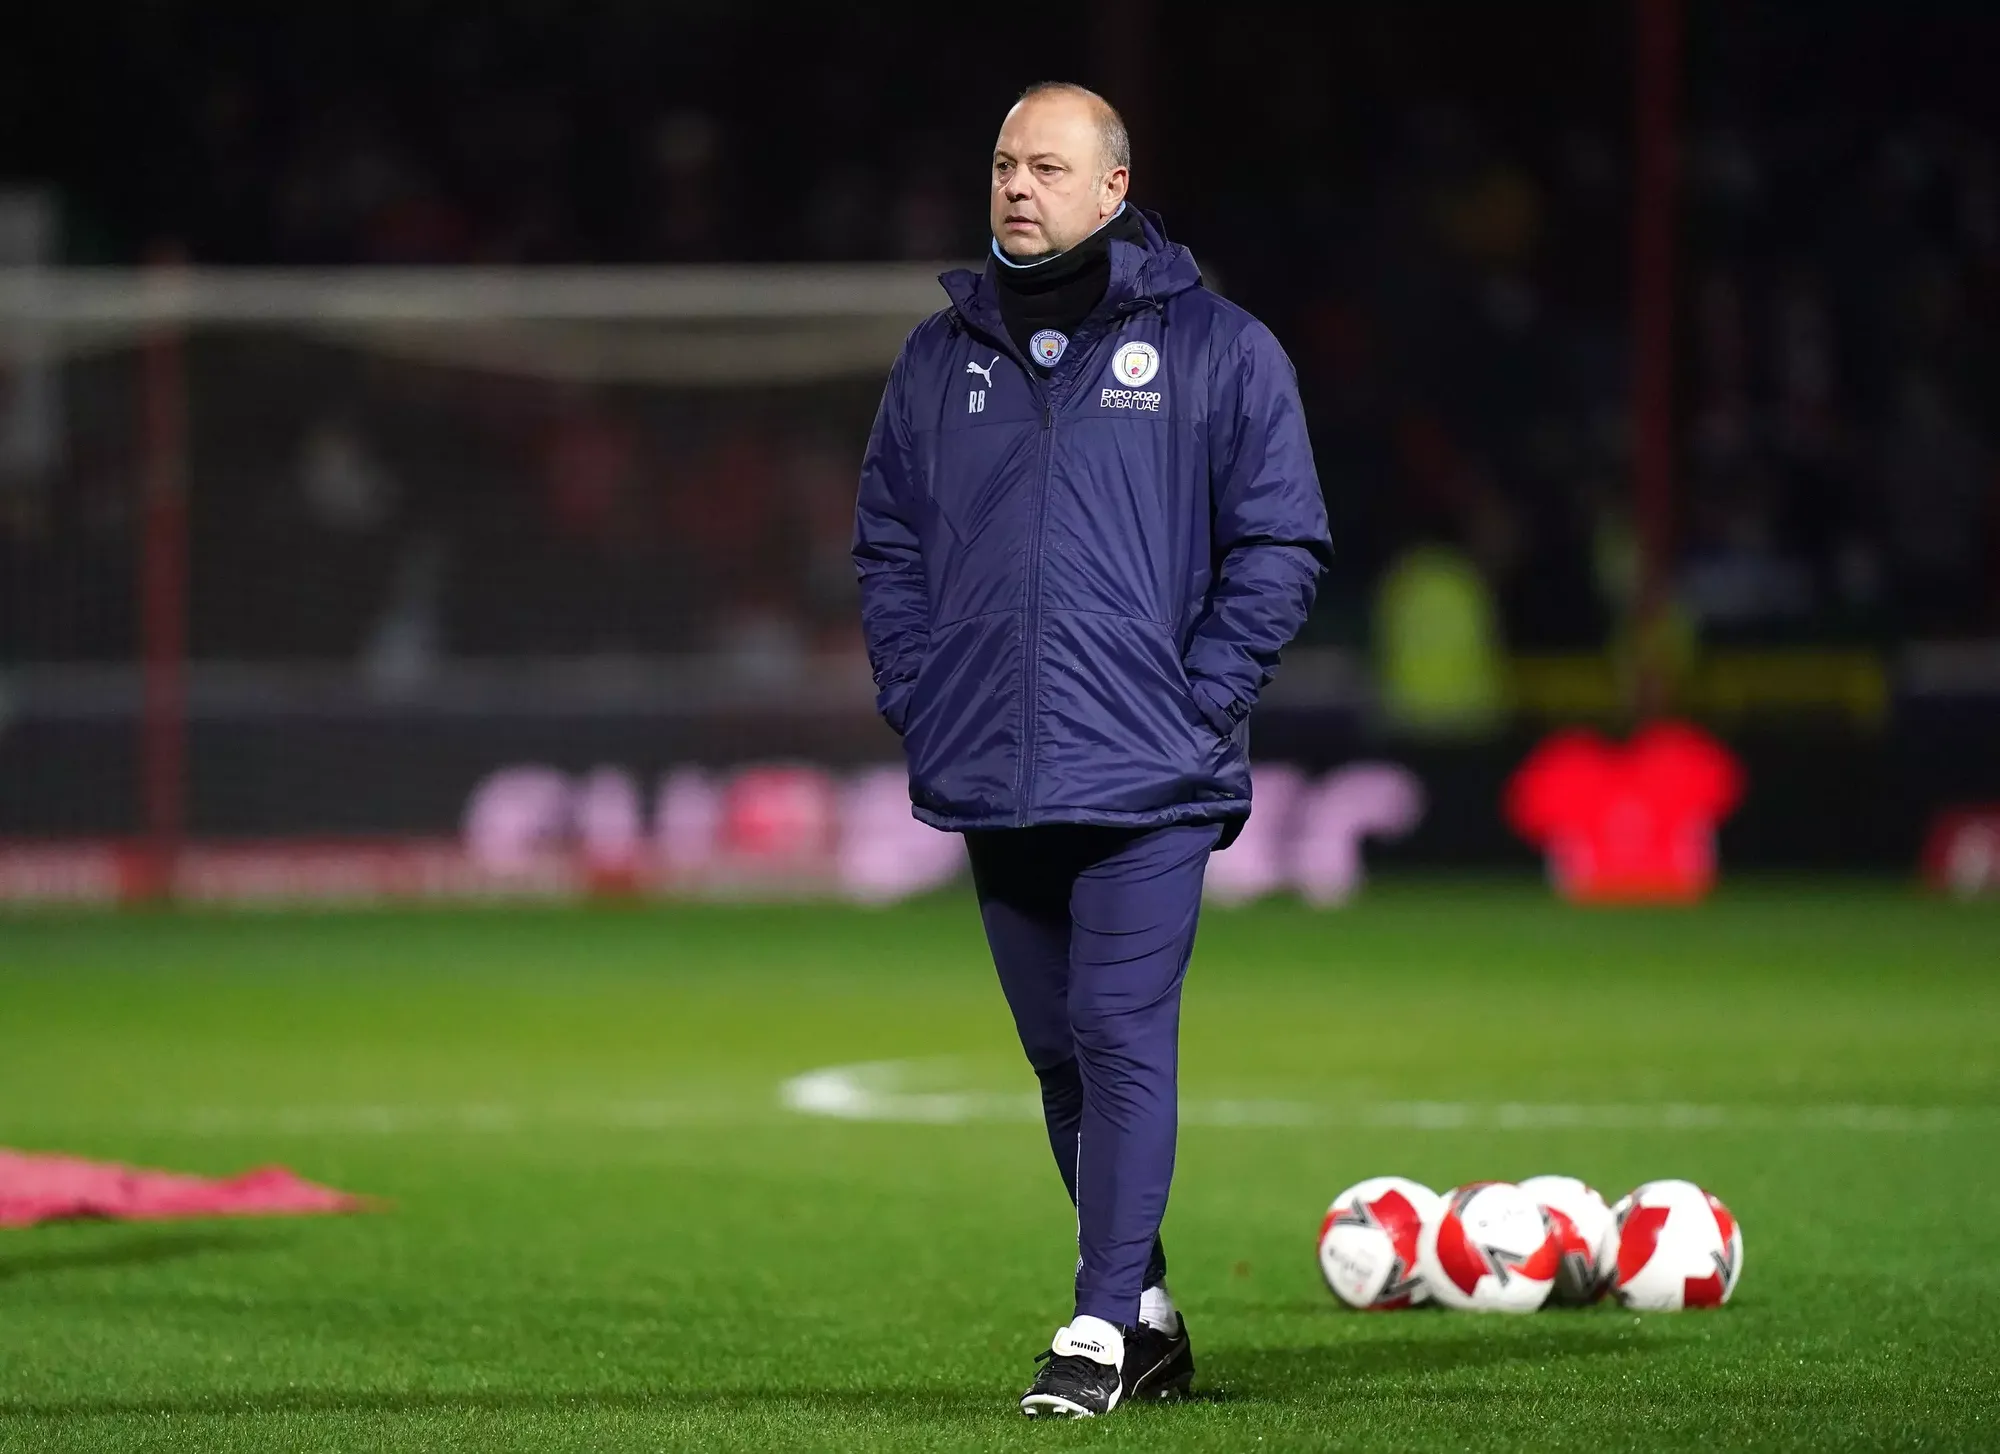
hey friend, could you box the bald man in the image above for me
[854,82,1331,1417]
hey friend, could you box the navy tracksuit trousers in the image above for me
[965,822,1220,1331]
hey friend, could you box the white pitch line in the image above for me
[19,1097,759,1138]
[776,1060,1994,1134]
[11,1064,1989,1138]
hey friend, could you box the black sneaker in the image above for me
[1019,1323,1124,1418]
[1123,1315,1194,1402]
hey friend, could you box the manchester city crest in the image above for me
[1112,340,1160,387]
[1029,329,1068,366]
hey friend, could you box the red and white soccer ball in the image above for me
[1416,1181,1562,1312]
[1610,1179,1744,1310]
[1520,1174,1618,1306]
[1317,1176,1441,1310]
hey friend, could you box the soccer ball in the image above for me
[1416,1181,1561,1312]
[1610,1179,1743,1310]
[1520,1174,1618,1306]
[1317,1176,1441,1310]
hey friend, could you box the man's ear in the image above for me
[1101,166,1130,218]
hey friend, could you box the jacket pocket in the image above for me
[1181,672,1240,739]
[879,671,919,737]
[1033,611,1219,813]
[902,612,1023,819]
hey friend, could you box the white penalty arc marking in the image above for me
[777,1059,1989,1135]
[780,1060,1042,1124]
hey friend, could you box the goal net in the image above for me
[0,263,967,902]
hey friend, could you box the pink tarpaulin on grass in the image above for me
[0,1149,367,1228]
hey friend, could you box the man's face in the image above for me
[990,94,1128,259]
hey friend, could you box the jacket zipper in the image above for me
[950,295,1158,823]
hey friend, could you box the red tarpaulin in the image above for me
[0,1149,368,1229]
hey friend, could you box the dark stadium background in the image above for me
[1,1,1996,883]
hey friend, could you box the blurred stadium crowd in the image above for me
[3,3,1995,674]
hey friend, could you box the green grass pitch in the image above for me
[2,884,1997,1451]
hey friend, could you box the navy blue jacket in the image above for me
[854,211,1332,837]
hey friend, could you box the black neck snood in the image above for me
[991,204,1147,365]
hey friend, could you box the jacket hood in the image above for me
[940,208,1202,343]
